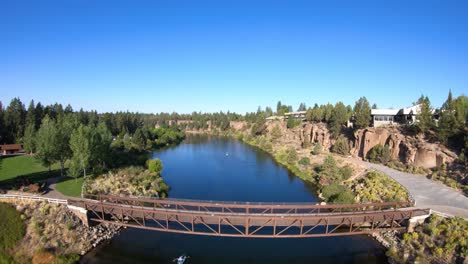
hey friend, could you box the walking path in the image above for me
[352,158,468,218]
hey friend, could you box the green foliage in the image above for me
[321,183,355,203]
[311,143,322,155]
[415,95,434,134]
[35,115,59,171]
[306,104,323,122]
[23,123,36,153]
[349,171,409,202]
[286,116,301,129]
[147,158,163,174]
[298,157,310,166]
[329,102,349,137]
[0,203,26,258]
[314,155,353,185]
[70,125,92,178]
[388,215,468,263]
[56,254,80,264]
[270,125,282,141]
[368,144,392,164]
[353,97,371,129]
[339,165,353,181]
[331,136,349,155]
[286,147,298,165]
[87,166,170,197]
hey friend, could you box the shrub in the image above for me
[146,159,163,174]
[331,137,349,155]
[311,143,321,155]
[270,125,282,141]
[321,183,346,201]
[286,148,298,165]
[286,116,301,129]
[332,190,355,203]
[368,144,392,164]
[339,165,353,181]
[298,157,310,166]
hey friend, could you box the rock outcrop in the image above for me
[351,127,458,169]
[263,120,332,150]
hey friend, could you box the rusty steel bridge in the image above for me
[68,194,429,238]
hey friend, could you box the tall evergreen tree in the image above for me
[329,102,349,137]
[0,101,5,144]
[4,98,26,143]
[353,97,372,129]
[34,102,44,130]
[416,95,434,134]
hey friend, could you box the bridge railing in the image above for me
[80,194,412,215]
[0,194,68,205]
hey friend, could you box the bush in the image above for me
[321,184,355,203]
[311,143,322,155]
[286,148,298,165]
[146,159,163,174]
[321,183,346,201]
[339,165,353,181]
[368,144,392,164]
[286,116,301,129]
[331,137,349,155]
[332,190,356,203]
[298,157,310,166]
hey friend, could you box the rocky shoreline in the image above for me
[0,198,121,262]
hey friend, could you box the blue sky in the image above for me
[1,0,467,113]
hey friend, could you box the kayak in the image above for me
[174,255,189,264]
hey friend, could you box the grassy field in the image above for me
[0,202,26,263]
[0,155,61,186]
[55,177,83,197]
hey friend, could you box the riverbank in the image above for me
[0,198,120,263]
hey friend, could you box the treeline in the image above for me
[0,98,185,179]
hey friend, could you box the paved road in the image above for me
[353,158,468,218]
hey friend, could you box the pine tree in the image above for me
[329,102,348,137]
[4,98,26,143]
[416,95,434,134]
[353,97,372,129]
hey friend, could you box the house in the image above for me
[371,104,437,127]
[284,111,307,119]
[266,115,285,121]
[371,108,400,127]
[0,144,24,155]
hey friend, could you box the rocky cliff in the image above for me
[350,127,458,169]
[227,121,457,169]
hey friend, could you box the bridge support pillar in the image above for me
[67,205,89,227]
[407,213,431,232]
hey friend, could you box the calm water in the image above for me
[81,135,387,264]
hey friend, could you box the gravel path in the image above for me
[352,158,468,218]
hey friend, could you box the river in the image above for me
[81,134,387,263]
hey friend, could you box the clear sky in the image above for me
[1,0,467,114]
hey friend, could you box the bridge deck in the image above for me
[68,195,429,238]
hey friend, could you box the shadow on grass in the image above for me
[0,169,63,189]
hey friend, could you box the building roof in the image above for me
[400,104,421,115]
[266,115,284,120]
[371,109,399,116]
[0,144,22,151]
[284,111,307,116]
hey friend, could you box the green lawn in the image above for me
[55,177,83,197]
[0,155,62,185]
